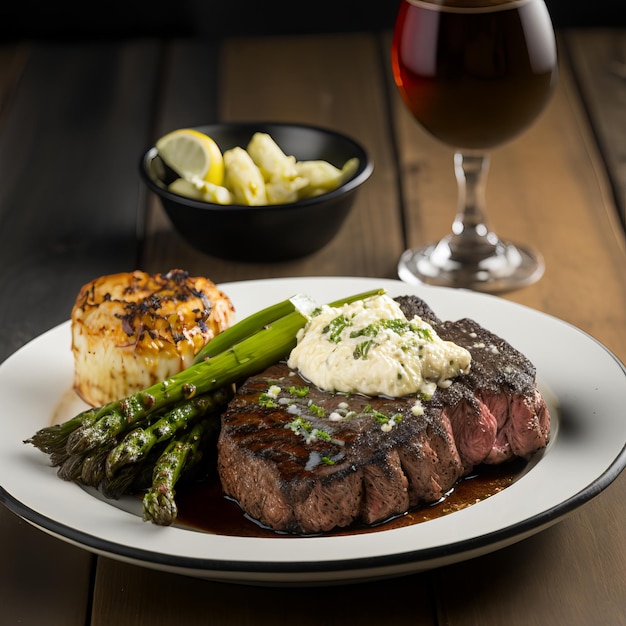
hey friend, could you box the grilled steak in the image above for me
[217,296,551,534]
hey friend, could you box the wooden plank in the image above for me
[431,487,626,626]
[0,43,95,626]
[563,28,626,229]
[140,33,404,283]
[0,43,29,126]
[0,506,92,626]
[0,41,160,358]
[91,557,435,626]
[494,55,626,357]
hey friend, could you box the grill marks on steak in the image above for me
[218,363,464,534]
[217,296,551,535]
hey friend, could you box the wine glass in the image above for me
[392,0,558,292]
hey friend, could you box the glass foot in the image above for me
[397,235,544,293]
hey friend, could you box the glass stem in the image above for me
[449,151,499,261]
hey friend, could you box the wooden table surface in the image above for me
[1,27,625,625]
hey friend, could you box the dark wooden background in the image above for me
[1,0,625,41]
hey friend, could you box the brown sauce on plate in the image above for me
[175,459,527,537]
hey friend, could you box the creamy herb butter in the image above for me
[287,294,471,398]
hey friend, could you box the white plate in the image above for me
[1,277,625,585]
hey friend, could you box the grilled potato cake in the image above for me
[71,269,235,406]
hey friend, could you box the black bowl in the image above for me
[139,122,373,262]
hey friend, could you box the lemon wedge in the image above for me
[156,129,225,186]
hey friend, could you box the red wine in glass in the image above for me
[392,0,558,292]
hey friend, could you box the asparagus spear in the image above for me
[78,445,111,487]
[105,387,233,478]
[64,404,127,455]
[142,419,214,526]
[26,406,102,458]
[24,298,298,456]
[192,296,298,364]
[100,444,166,499]
[56,452,86,483]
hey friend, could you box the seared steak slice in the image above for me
[433,317,549,468]
[218,362,464,534]
[217,296,551,534]
[398,295,550,467]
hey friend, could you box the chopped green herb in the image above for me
[362,404,403,425]
[286,417,332,443]
[258,393,278,408]
[308,403,326,417]
[353,339,377,359]
[349,323,379,339]
[287,416,313,435]
[314,429,332,442]
[381,318,413,334]
[322,314,351,343]
[410,322,433,341]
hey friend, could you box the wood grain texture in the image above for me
[0,505,92,626]
[0,41,159,358]
[0,44,29,126]
[92,558,435,626]
[564,29,626,230]
[0,40,155,626]
[430,485,626,626]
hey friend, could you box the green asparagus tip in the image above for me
[142,489,178,526]
[23,407,100,456]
